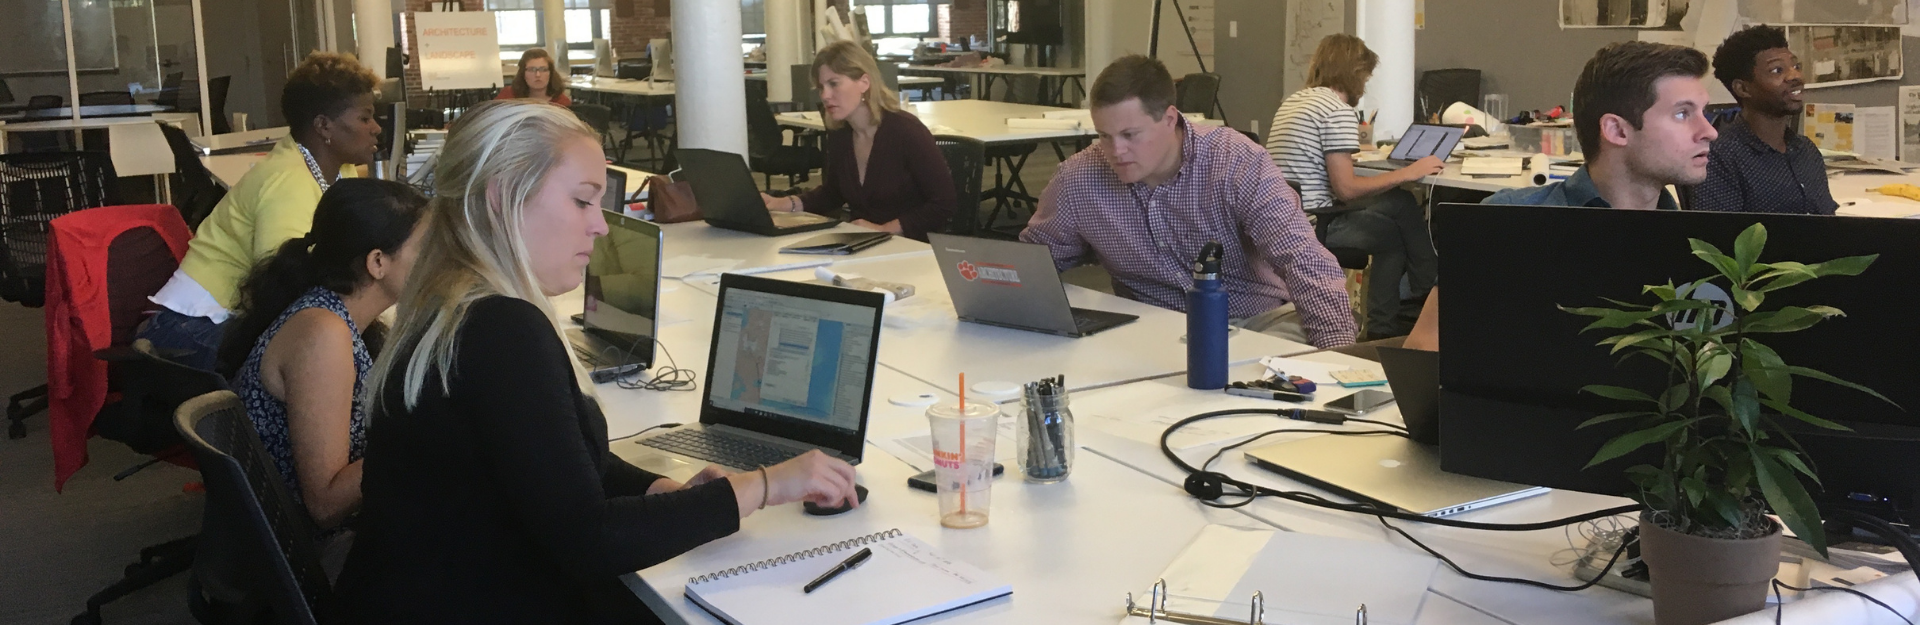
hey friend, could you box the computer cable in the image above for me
[1772,580,1913,625]
[1160,407,1643,591]
[610,421,687,440]
[612,335,699,393]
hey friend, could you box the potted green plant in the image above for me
[1562,223,1892,625]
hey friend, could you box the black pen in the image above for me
[802,547,872,594]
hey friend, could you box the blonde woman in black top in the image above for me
[337,100,860,624]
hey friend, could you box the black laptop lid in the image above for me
[1376,346,1439,445]
[701,273,887,462]
[676,148,769,231]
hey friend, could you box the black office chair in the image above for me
[27,94,64,110]
[1176,72,1222,119]
[789,64,822,109]
[158,123,227,228]
[0,79,14,106]
[175,390,337,625]
[617,100,675,171]
[153,72,186,108]
[570,103,615,154]
[2,152,120,438]
[616,59,652,80]
[1290,178,1374,335]
[178,77,234,134]
[79,91,136,107]
[934,135,985,236]
[1415,69,1481,124]
[745,80,822,190]
[977,76,1045,236]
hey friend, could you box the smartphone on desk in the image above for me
[1325,389,1395,415]
[907,463,1004,492]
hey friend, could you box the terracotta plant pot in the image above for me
[1637,512,1784,625]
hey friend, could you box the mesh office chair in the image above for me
[79,91,136,107]
[158,124,227,228]
[745,80,822,190]
[934,135,985,236]
[2,152,119,438]
[1176,73,1222,119]
[570,103,616,154]
[175,391,337,625]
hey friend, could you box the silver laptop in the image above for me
[626,273,885,482]
[1242,349,1548,517]
[568,210,660,383]
[1357,123,1466,170]
[927,233,1138,338]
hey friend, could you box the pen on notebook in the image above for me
[802,547,873,594]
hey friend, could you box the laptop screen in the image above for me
[604,167,629,213]
[707,280,880,436]
[582,211,661,361]
[1388,124,1466,161]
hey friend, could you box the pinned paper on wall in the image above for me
[1803,103,1856,152]
[1901,87,1920,161]
[1856,106,1898,161]
[1415,0,1425,30]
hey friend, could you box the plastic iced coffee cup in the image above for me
[927,402,999,529]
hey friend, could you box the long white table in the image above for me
[777,99,1092,146]
[902,65,1086,104]
[539,212,1916,625]
[569,76,678,98]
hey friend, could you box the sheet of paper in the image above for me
[1856,107,1898,161]
[1900,86,1920,161]
[1803,103,1856,152]
[1122,525,1438,625]
[107,122,176,177]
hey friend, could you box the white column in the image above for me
[542,0,568,68]
[1084,0,1154,94]
[766,0,808,102]
[673,0,749,157]
[1355,0,1415,142]
[355,0,395,79]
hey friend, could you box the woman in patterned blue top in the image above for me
[219,179,428,530]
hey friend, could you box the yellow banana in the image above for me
[1869,184,1920,201]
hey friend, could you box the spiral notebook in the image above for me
[684,529,1012,625]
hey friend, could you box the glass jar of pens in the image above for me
[1016,375,1074,483]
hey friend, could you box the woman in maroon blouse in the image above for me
[760,42,956,241]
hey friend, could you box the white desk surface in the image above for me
[569,76,676,97]
[1353,152,1537,194]
[777,100,1091,145]
[904,65,1086,78]
[1069,354,1654,625]
[1830,171,1920,218]
[654,221,932,277]
[621,433,1501,625]
[716,252,1315,396]
[745,71,942,87]
[609,164,656,201]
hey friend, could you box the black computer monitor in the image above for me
[1432,203,1920,515]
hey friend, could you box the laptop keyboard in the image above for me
[639,428,803,468]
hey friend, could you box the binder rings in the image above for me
[684,529,1013,625]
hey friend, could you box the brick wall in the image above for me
[948,0,989,40]
[609,1,673,59]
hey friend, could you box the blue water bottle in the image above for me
[1187,242,1229,390]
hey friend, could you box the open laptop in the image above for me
[569,210,662,383]
[1357,124,1466,170]
[676,148,837,236]
[927,233,1138,338]
[604,166,629,213]
[1241,346,1548,517]
[626,273,886,482]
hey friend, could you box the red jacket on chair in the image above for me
[46,204,192,490]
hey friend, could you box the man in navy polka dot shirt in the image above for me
[1692,24,1837,215]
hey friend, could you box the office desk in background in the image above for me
[777,100,1092,146]
[0,104,178,123]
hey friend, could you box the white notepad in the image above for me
[684,529,1012,625]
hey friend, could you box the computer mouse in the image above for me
[803,484,868,516]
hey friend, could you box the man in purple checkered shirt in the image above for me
[1019,56,1357,349]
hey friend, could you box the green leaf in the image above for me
[1740,339,1792,403]
[1659,384,1690,414]
[1733,223,1768,275]
[1691,239,1745,282]
[1805,254,1878,278]
[1579,411,1660,429]
[1730,377,1761,434]
[1730,286,1764,312]
[1571,308,1665,332]
[1764,447,1820,483]
[1707,491,1746,529]
[1753,449,1829,556]
[1580,385,1658,405]
[1788,366,1899,407]
[1698,348,1733,390]
[1601,328,1676,354]
[1742,306,1843,334]
[1586,420,1696,468]
[1758,397,1853,432]
[1680,476,1708,506]
[1703,385,1735,416]
[1644,282,1678,300]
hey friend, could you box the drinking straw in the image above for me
[958,372,967,517]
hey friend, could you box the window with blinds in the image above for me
[484,0,612,59]
[855,0,951,37]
